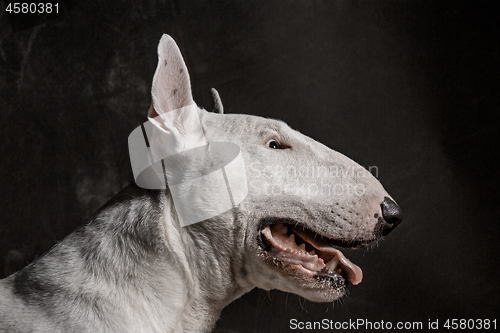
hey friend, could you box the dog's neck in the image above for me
[143,189,253,332]
[9,186,253,333]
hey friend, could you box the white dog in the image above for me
[0,35,402,333]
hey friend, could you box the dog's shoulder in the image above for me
[0,185,169,333]
[0,274,57,332]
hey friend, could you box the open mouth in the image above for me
[259,220,374,287]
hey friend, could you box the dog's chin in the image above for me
[257,221,376,302]
[259,257,348,302]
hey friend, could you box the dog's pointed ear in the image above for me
[147,34,207,158]
[149,34,194,121]
[211,88,224,114]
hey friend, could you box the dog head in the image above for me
[141,34,402,303]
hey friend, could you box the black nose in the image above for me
[380,197,403,236]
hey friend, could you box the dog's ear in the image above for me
[149,34,194,119]
[211,88,224,114]
[147,35,206,158]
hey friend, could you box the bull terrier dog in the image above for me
[0,34,402,333]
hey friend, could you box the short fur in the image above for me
[0,35,398,333]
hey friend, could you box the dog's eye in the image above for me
[267,139,282,149]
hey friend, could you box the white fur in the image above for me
[0,35,396,333]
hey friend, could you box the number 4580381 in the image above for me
[5,2,59,14]
[443,319,497,330]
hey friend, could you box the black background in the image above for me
[1,1,499,331]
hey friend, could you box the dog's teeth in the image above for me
[325,257,339,271]
[309,250,315,255]
[280,225,288,235]
[298,243,306,252]
[288,234,295,244]
[274,223,288,235]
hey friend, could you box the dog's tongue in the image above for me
[292,228,363,285]
[318,244,363,285]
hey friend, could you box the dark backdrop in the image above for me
[1,1,499,331]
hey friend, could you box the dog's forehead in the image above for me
[255,118,290,137]
[204,112,292,138]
